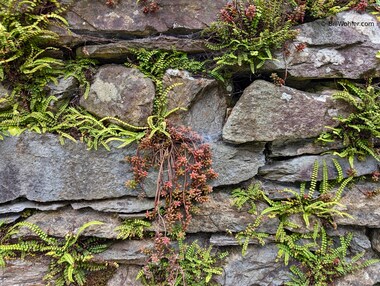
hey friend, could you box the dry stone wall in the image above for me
[0,1,380,285]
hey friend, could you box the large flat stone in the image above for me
[76,36,209,60]
[0,132,142,203]
[64,0,225,37]
[80,65,155,126]
[264,12,380,79]
[270,138,344,157]
[71,197,154,213]
[223,80,348,143]
[259,154,380,182]
[0,200,66,214]
[18,207,120,239]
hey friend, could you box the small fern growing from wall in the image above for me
[0,221,114,286]
[137,236,227,286]
[116,219,151,240]
[284,225,380,286]
[318,81,380,167]
[204,0,298,81]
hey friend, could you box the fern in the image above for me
[0,220,113,286]
[318,81,380,168]
[282,226,380,286]
[138,238,227,286]
[115,219,151,240]
[204,0,298,81]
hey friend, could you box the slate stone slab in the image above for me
[223,80,348,143]
[259,154,380,182]
[0,132,140,203]
[264,11,380,79]
[80,65,155,126]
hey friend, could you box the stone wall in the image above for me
[0,1,380,285]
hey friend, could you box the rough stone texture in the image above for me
[223,80,348,143]
[0,214,20,224]
[0,258,48,286]
[187,192,279,234]
[80,65,155,126]
[164,69,227,141]
[335,181,380,228]
[94,240,152,264]
[210,234,275,247]
[270,138,344,157]
[18,207,121,239]
[215,245,291,286]
[106,265,143,286]
[335,263,380,286]
[0,200,65,214]
[210,141,266,187]
[259,154,380,182]
[0,132,144,203]
[46,76,78,100]
[71,197,154,214]
[371,229,380,254]
[76,36,209,60]
[64,0,225,37]
[264,12,380,79]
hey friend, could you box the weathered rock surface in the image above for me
[80,65,155,126]
[106,265,143,286]
[71,197,154,213]
[187,192,279,234]
[210,141,266,187]
[0,132,143,203]
[270,138,344,157]
[0,258,48,286]
[0,200,65,214]
[371,229,380,254]
[259,155,380,182]
[94,240,152,264]
[223,80,348,143]
[76,36,209,60]
[64,0,225,37]
[0,214,20,224]
[18,207,121,239]
[210,234,275,247]
[264,11,380,79]
[335,263,380,286]
[335,181,380,228]
[47,76,78,100]
[215,245,290,286]
[164,69,227,141]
